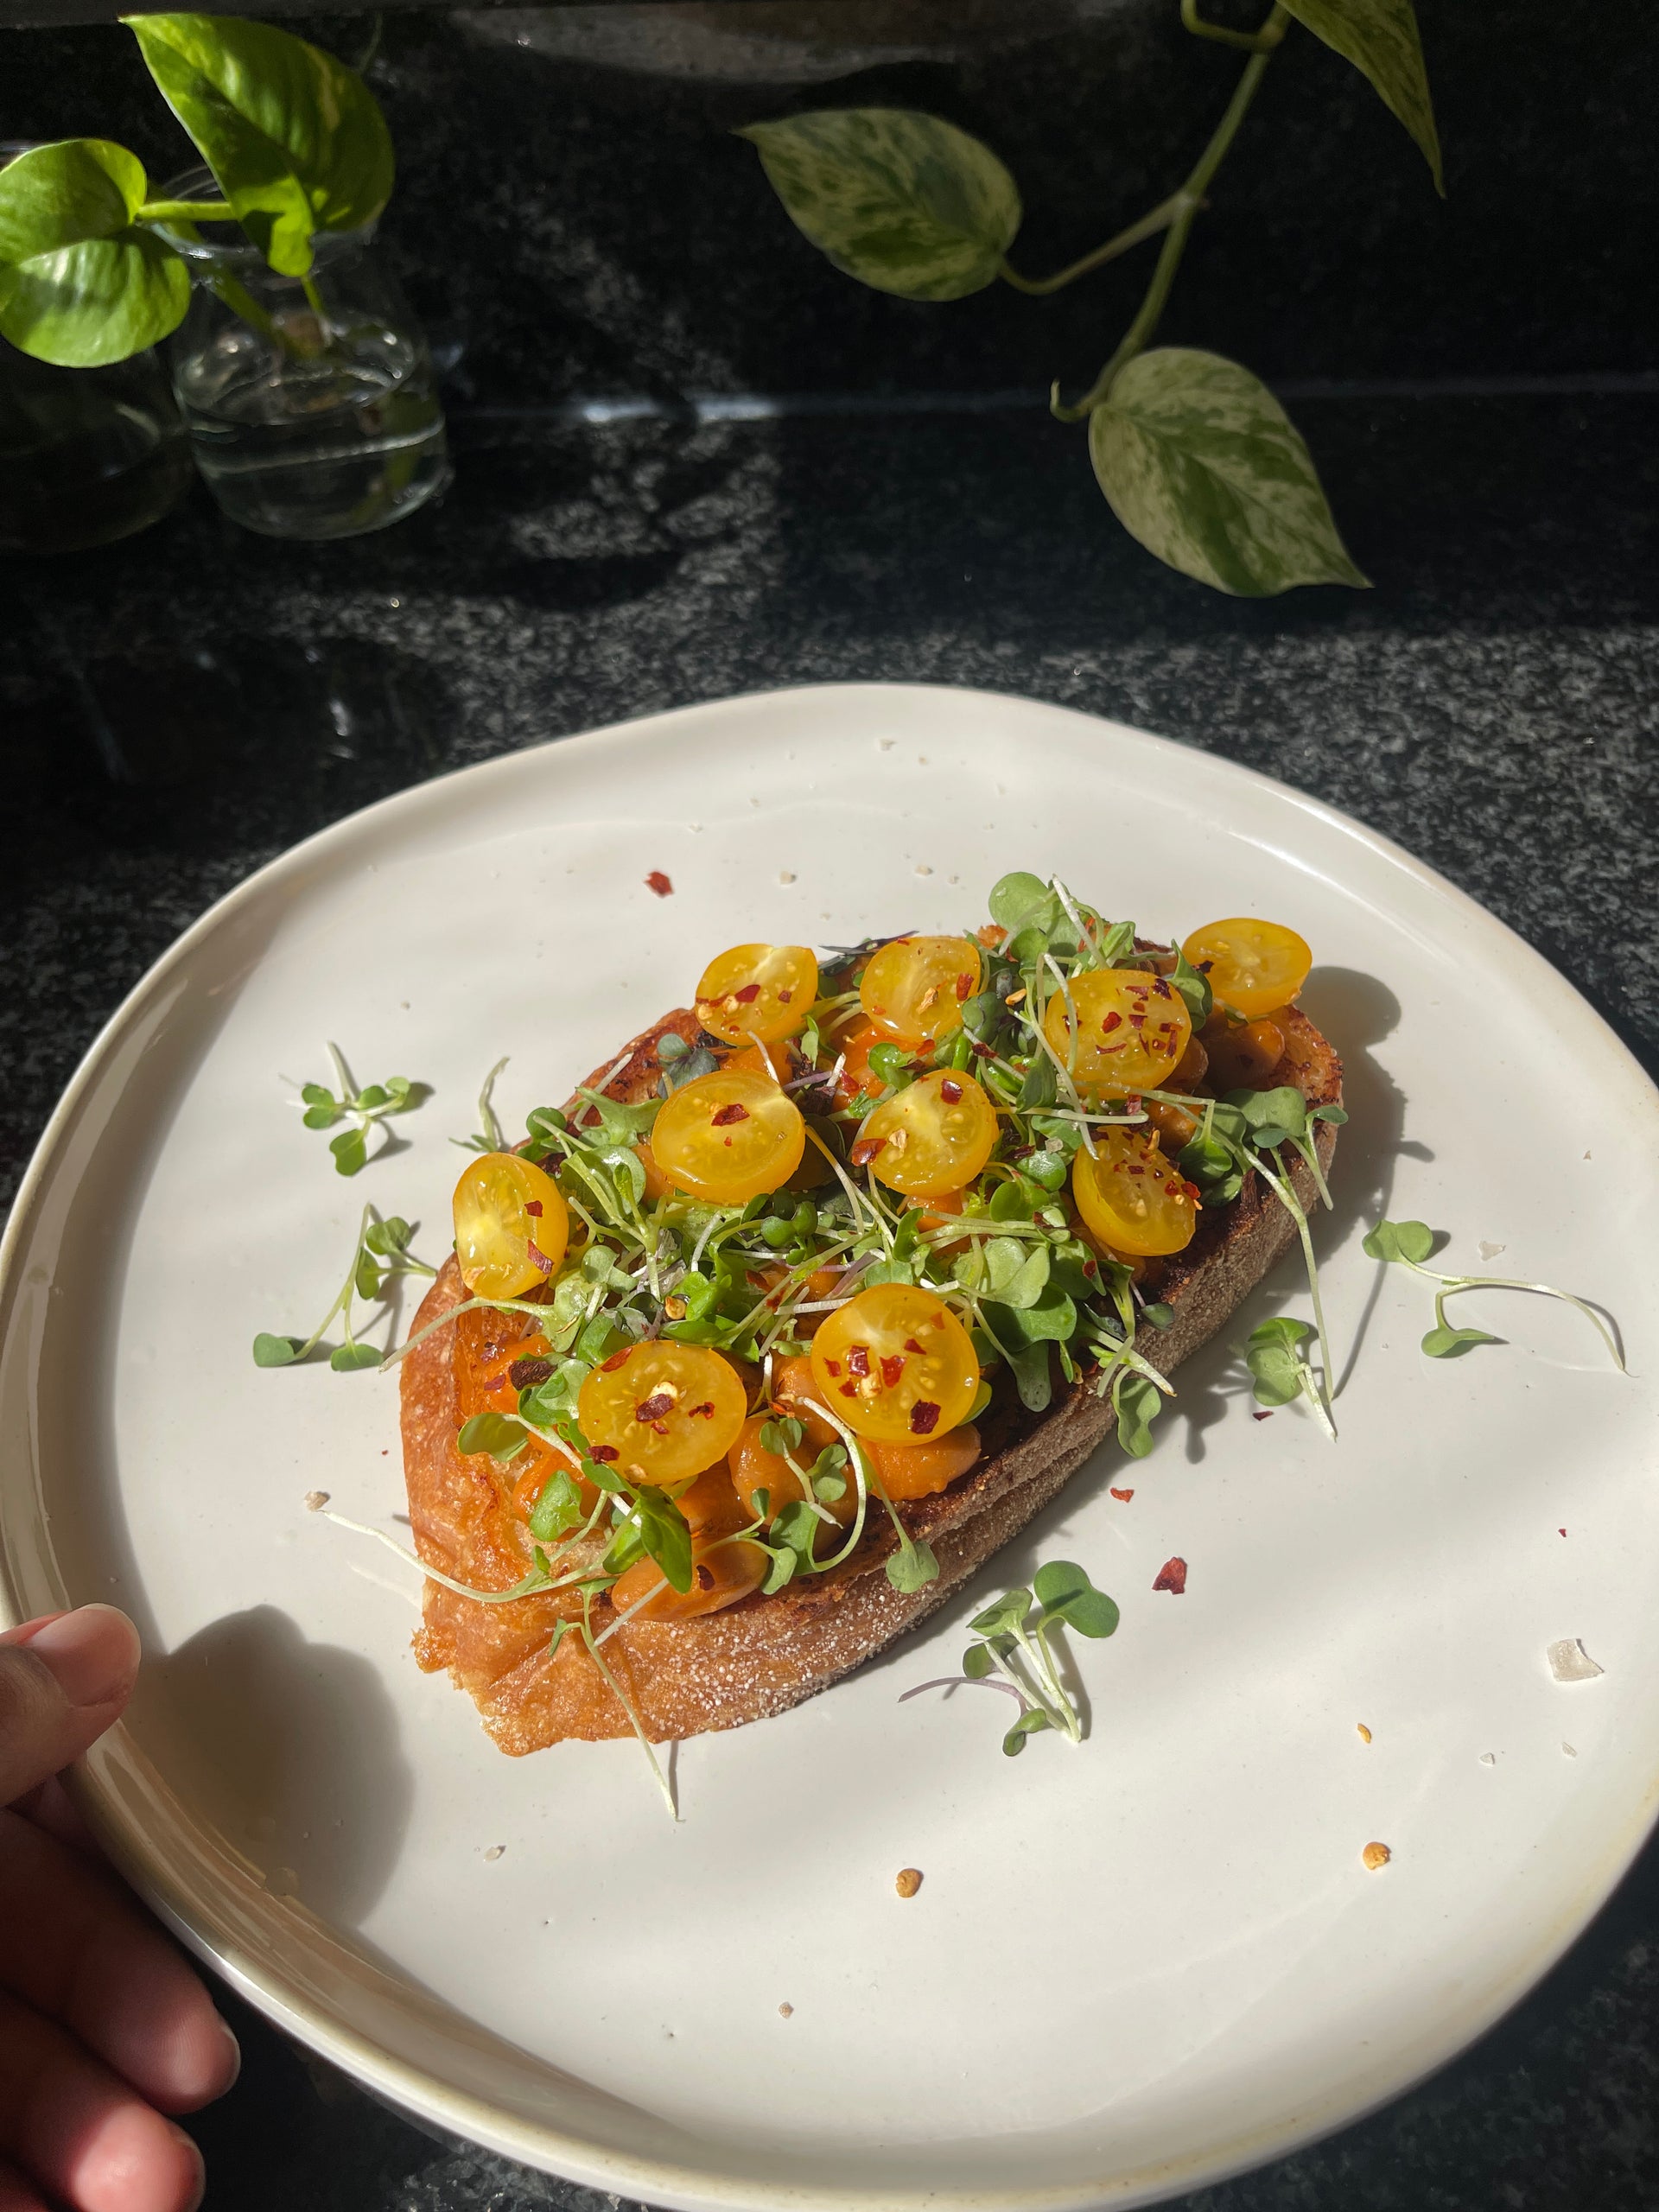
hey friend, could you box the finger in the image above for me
[10,1777,99,1861]
[0,1990,204,2212]
[0,1611,140,1808]
[0,2156,50,2211]
[0,1812,238,2114]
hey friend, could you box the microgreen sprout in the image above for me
[1244,1316,1335,1438]
[297,1045,424,1175]
[1363,1220,1627,1370]
[452,1056,510,1154]
[899,1560,1119,1757]
[254,1207,435,1370]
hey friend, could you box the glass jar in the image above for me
[159,168,451,541]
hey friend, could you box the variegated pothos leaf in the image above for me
[1281,0,1442,193]
[737,108,1020,302]
[1089,348,1368,598]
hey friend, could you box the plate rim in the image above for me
[3,678,1656,2210]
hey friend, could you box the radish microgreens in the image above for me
[297,1044,424,1175]
[254,1206,435,1370]
[900,1560,1120,1757]
[1245,1316,1334,1437]
[1364,1220,1627,1370]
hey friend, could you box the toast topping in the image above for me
[1182,919,1312,1020]
[652,1067,805,1203]
[857,1068,998,1198]
[810,1285,979,1445]
[696,943,819,1045]
[452,1153,570,1301]
[860,934,983,1042]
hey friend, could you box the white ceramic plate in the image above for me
[2,684,1656,2210]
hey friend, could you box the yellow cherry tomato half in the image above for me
[577,1341,748,1485]
[1181,918,1312,1021]
[1041,966,1192,1099]
[859,935,982,1042]
[695,943,819,1046]
[810,1283,979,1446]
[650,1067,805,1205]
[1071,1128,1199,1258]
[452,1152,569,1300]
[850,1068,998,1198]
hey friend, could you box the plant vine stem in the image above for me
[1181,0,1290,54]
[997,193,1187,297]
[1052,5,1290,423]
[138,199,234,224]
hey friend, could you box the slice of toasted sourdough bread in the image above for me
[404,1007,1341,1752]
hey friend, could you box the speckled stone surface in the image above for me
[2,1,1658,2205]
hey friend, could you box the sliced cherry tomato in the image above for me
[810,1284,979,1445]
[1203,1012,1287,1090]
[1071,1128,1198,1258]
[860,936,982,1043]
[834,1020,930,1105]
[577,1342,747,1484]
[1181,919,1312,1020]
[868,1425,982,1501]
[651,1068,804,1205]
[609,1535,769,1624]
[851,1068,998,1198]
[453,1152,569,1300]
[1041,968,1192,1100]
[696,944,818,1045]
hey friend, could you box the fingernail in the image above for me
[170,2124,207,2212]
[27,1605,142,1707]
[217,2014,243,2091]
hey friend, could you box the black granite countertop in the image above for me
[3,1,1658,2204]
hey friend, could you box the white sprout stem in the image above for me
[1252,1153,1338,1431]
[475,1055,510,1152]
[1019,990,1099,1161]
[378,1293,555,1371]
[580,1592,677,1822]
[794,1393,874,1571]
[290,1202,374,1360]
[804,1124,893,1255]
[1012,1624,1078,1739]
[313,1508,584,1605]
[1408,1263,1627,1372]
[899,1675,1025,1707]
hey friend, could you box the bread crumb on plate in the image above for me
[895,1867,923,1899]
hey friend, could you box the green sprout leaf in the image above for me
[328,1341,382,1372]
[961,1641,996,1680]
[988,871,1059,934]
[1002,1707,1052,1758]
[456,1410,528,1462]
[1245,1315,1314,1406]
[1141,1301,1174,1332]
[1421,1324,1501,1359]
[738,108,1021,302]
[1031,1560,1121,1639]
[631,1488,695,1596]
[1089,347,1369,597]
[1114,1369,1162,1457]
[125,12,395,276]
[1363,1217,1436,1265]
[1281,0,1442,193]
[527,1467,584,1541]
[328,1127,367,1177]
[886,1536,940,1594]
[251,1331,305,1367]
[969,1587,1032,1639]
[0,138,189,366]
[1168,943,1213,1027]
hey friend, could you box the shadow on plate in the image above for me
[130,1605,415,1929]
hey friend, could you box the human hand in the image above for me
[0,1606,239,2211]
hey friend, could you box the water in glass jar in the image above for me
[174,318,450,540]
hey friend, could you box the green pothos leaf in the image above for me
[1089,348,1369,597]
[738,108,1020,302]
[0,138,189,366]
[1281,0,1442,194]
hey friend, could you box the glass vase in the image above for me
[160,168,451,541]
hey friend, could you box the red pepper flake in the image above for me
[1153,1556,1187,1594]
[880,1354,905,1388]
[645,870,673,897]
[590,1444,619,1463]
[847,1344,871,1377]
[524,1199,543,1217]
[903,1337,925,1354]
[778,988,792,1004]
[824,1358,842,1376]
[850,1135,886,1166]
[1196,959,1213,975]
[1101,1012,1122,1034]
[1251,1409,1274,1422]
[1124,1094,1142,1113]
[939,1078,963,1104]
[601,1349,632,1373]
[955,972,972,1001]
[1560,1528,1567,1537]
[711,1102,750,1127]
[909,1401,941,1435]
[840,1381,858,1398]
[508,1356,555,1390]
[1083,1258,1097,1276]
[525,1240,553,1273]
[734,982,762,1004]
[1109,1486,1134,1502]
[1183,1181,1202,1201]
[635,1391,675,1422]
[690,1401,715,1419]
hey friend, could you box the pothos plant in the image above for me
[737,0,1442,597]
[0,12,391,368]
